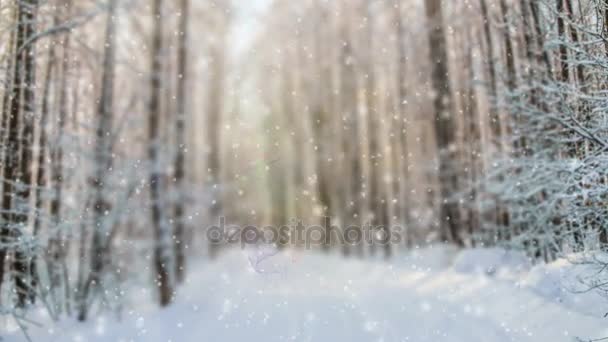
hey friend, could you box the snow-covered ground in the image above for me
[4,246,608,341]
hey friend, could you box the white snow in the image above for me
[452,248,532,277]
[522,255,608,319]
[4,246,608,341]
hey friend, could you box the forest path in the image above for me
[8,247,608,341]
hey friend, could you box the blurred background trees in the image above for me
[0,0,607,324]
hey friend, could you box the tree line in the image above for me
[253,0,608,261]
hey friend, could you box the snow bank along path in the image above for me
[6,246,608,341]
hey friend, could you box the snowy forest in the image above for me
[2,0,608,340]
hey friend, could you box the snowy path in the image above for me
[6,248,608,341]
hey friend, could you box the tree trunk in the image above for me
[464,29,482,245]
[30,19,58,303]
[149,0,173,307]
[341,2,364,257]
[14,0,38,307]
[557,0,570,82]
[479,0,501,146]
[206,10,227,259]
[78,0,117,321]
[499,0,516,91]
[603,0,608,57]
[361,3,389,256]
[173,0,190,284]
[311,1,333,224]
[47,0,72,314]
[424,0,462,245]
[529,1,553,78]
[564,0,584,85]
[395,0,412,247]
[0,0,39,307]
[0,1,18,299]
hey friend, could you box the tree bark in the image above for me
[557,0,570,82]
[15,0,38,307]
[564,0,585,85]
[395,0,412,248]
[529,1,553,78]
[499,0,516,91]
[46,0,72,314]
[30,17,58,303]
[479,0,501,146]
[78,0,117,321]
[424,0,462,245]
[173,0,190,284]
[0,0,39,307]
[0,1,18,299]
[206,7,227,259]
[149,0,173,307]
